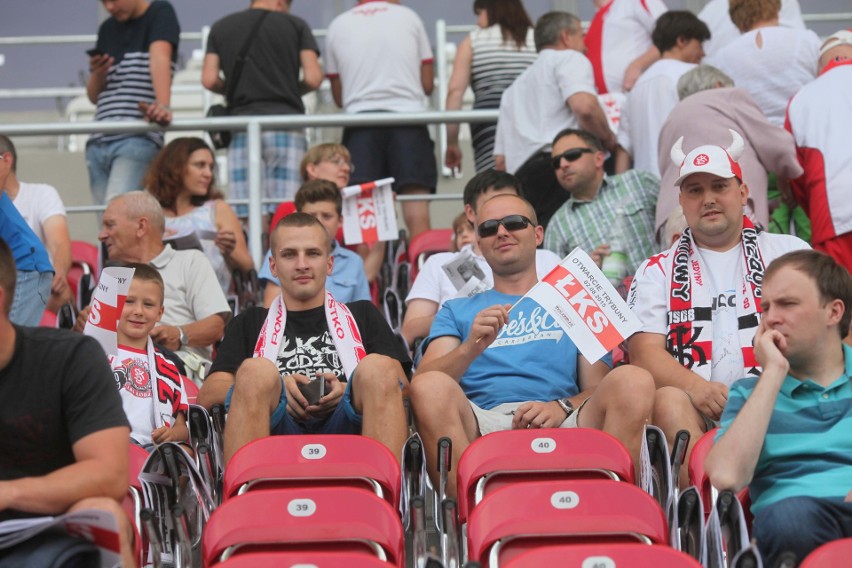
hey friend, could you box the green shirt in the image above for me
[543,171,659,274]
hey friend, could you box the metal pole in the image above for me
[246,121,263,267]
[435,19,450,178]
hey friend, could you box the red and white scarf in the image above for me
[110,339,188,428]
[666,216,765,381]
[254,292,367,380]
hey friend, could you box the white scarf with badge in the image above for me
[255,291,367,379]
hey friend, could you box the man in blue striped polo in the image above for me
[706,249,852,565]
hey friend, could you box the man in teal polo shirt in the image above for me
[706,249,852,565]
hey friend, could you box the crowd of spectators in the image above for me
[1,0,851,565]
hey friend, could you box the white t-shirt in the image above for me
[597,0,667,94]
[494,49,597,173]
[707,26,819,126]
[618,59,695,177]
[325,1,433,113]
[114,345,155,446]
[11,181,66,244]
[406,246,562,309]
[699,0,806,58]
[628,232,809,385]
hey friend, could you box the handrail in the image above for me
[0,32,204,45]
[4,110,498,265]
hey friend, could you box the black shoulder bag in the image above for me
[207,10,271,149]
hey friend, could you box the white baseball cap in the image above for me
[820,29,852,58]
[670,129,745,187]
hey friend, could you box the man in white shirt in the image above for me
[616,11,710,177]
[585,0,668,94]
[325,0,435,239]
[0,135,72,311]
[494,11,617,231]
[627,131,808,487]
[699,0,805,57]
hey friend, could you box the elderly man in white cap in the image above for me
[786,29,852,278]
[626,130,809,487]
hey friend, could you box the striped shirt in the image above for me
[718,344,852,515]
[543,171,659,273]
[469,25,537,171]
[90,1,180,146]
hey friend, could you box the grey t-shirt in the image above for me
[206,9,319,116]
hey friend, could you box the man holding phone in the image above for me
[85,0,180,206]
[198,213,411,464]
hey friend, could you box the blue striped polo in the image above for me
[717,344,852,515]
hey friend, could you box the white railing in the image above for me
[2,110,498,266]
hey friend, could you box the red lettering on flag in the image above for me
[357,198,379,244]
[88,299,120,332]
[542,265,623,349]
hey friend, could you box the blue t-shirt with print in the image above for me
[426,289,612,410]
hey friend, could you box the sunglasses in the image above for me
[551,147,594,169]
[477,215,534,238]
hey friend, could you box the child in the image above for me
[111,263,189,449]
[451,212,476,252]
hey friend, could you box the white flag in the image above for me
[525,248,640,363]
[341,177,397,245]
[83,266,135,356]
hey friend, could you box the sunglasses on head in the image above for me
[477,214,534,238]
[551,147,594,169]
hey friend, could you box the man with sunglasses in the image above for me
[544,128,658,272]
[493,11,618,230]
[410,193,655,499]
[402,170,560,348]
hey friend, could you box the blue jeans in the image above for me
[9,270,53,326]
[86,136,160,205]
[753,496,852,565]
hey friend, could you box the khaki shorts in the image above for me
[470,399,589,436]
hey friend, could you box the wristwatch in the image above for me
[178,326,189,349]
[555,397,575,418]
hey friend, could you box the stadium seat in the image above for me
[688,429,751,525]
[457,428,635,523]
[407,228,453,282]
[215,551,395,567]
[502,542,703,568]
[71,240,99,274]
[467,479,668,567]
[182,376,200,405]
[124,444,151,567]
[799,538,852,568]
[222,435,401,509]
[202,487,405,567]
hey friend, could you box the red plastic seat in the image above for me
[123,444,150,567]
[182,376,199,405]
[467,479,668,567]
[215,550,394,567]
[71,240,100,274]
[39,310,57,328]
[407,228,453,281]
[457,428,635,524]
[800,538,852,568]
[222,435,401,509]
[688,428,752,526]
[503,543,702,568]
[202,487,404,567]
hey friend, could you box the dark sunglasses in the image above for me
[551,147,594,169]
[477,215,534,238]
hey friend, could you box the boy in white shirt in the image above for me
[112,263,189,448]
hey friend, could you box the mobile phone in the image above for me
[297,376,326,406]
[86,48,106,58]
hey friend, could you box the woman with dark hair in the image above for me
[445,0,536,173]
[146,137,253,294]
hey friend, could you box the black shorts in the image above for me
[343,122,437,194]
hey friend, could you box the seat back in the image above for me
[182,376,200,405]
[467,479,668,567]
[457,429,634,523]
[215,550,394,567]
[202,487,404,567]
[800,538,852,568]
[503,543,703,568]
[407,228,453,282]
[222,435,401,509]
